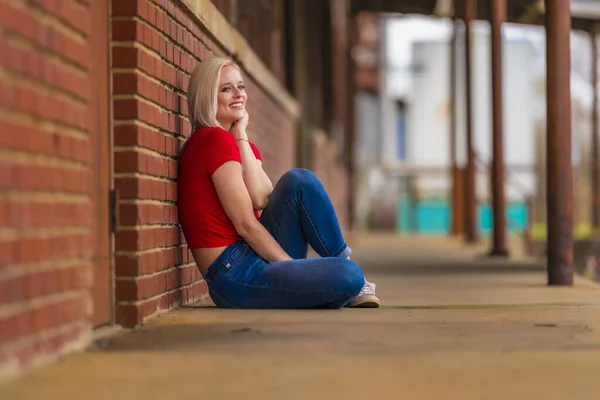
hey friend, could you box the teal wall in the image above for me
[398,197,527,235]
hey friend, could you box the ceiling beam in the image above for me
[351,0,600,30]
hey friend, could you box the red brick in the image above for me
[111,46,138,68]
[6,233,92,264]
[2,80,89,131]
[9,163,91,193]
[115,267,179,301]
[114,177,139,198]
[0,264,92,306]
[180,279,208,303]
[114,124,179,155]
[113,149,140,173]
[0,240,16,268]
[29,0,91,37]
[11,323,87,369]
[0,36,90,102]
[112,72,138,94]
[119,202,178,226]
[6,201,92,229]
[115,247,193,277]
[0,293,89,343]
[115,226,181,252]
[111,44,180,89]
[114,150,177,178]
[111,19,138,41]
[0,202,6,229]
[115,150,177,179]
[0,1,90,71]
[111,0,140,16]
[115,265,202,301]
[113,98,173,131]
[114,71,185,114]
[116,280,207,327]
[0,160,14,189]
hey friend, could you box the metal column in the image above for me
[489,0,508,256]
[449,18,462,236]
[463,0,477,243]
[545,0,573,285]
[591,29,599,229]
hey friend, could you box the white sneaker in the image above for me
[345,280,380,308]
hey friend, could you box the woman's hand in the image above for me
[231,109,273,210]
[230,110,249,140]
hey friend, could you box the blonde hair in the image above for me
[187,57,240,130]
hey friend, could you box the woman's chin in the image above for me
[218,111,245,128]
[231,109,246,119]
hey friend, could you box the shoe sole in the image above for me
[345,294,380,308]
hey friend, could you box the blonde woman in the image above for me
[178,57,379,309]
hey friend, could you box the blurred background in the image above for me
[357,12,591,240]
[1,0,599,388]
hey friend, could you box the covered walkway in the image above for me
[2,235,599,399]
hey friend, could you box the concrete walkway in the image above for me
[2,234,600,400]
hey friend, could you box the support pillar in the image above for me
[591,29,599,229]
[450,18,462,236]
[489,0,508,256]
[463,0,478,243]
[545,0,573,285]
[288,0,312,170]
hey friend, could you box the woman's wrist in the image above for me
[234,129,248,142]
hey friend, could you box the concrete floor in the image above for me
[2,235,600,400]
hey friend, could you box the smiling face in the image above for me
[216,65,247,129]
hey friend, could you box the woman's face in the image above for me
[216,65,247,129]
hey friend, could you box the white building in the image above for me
[354,15,594,233]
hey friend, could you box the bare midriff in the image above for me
[191,246,228,275]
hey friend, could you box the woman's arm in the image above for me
[231,112,273,210]
[237,139,273,209]
[212,160,291,262]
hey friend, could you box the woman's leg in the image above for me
[260,168,350,259]
[207,242,365,309]
[259,168,379,308]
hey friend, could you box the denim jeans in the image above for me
[202,168,365,309]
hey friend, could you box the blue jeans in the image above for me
[203,168,365,309]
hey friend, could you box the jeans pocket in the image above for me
[221,243,250,277]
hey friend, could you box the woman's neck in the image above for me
[217,120,233,131]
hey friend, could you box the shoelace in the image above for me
[360,281,376,295]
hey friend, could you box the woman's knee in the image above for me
[280,168,320,190]
[339,259,365,296]
[321,260,363,309]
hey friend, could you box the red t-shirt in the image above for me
[178,126,262,249]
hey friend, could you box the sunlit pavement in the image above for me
[2,234,600,400]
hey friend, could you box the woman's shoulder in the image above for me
[191,125,227,139]
[196,126,235,143]
[185,126,233,151]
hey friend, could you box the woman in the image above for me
[178,57,380,309]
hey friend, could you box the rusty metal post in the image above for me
[591,29,599,229]
[488,0,508,256]
[463,0,478,243]
[545,0,573,285]
[449,18,461,236]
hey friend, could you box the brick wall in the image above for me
[0,0,96,379]
[111,0,296,327]
[0,0,346,380]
